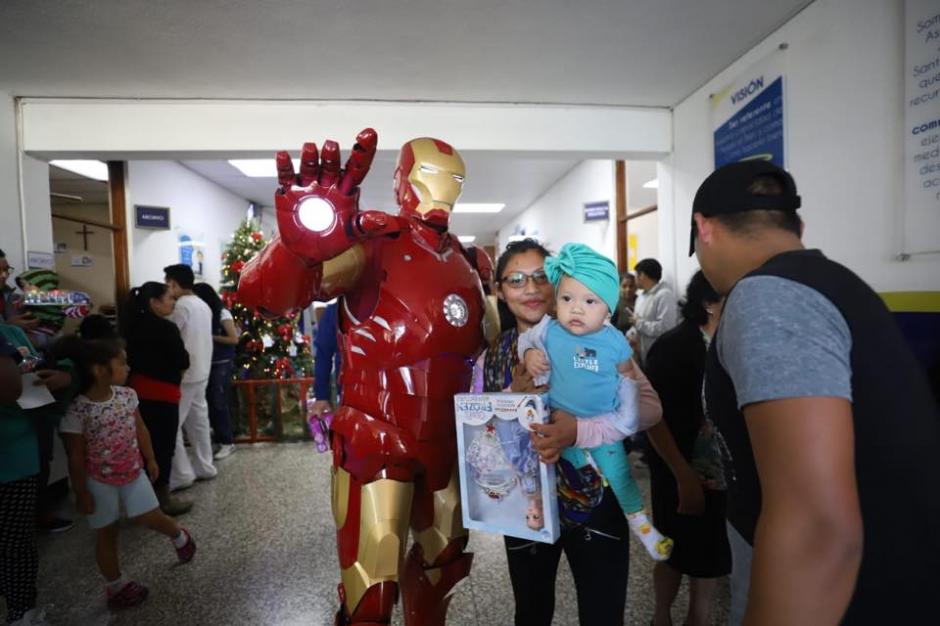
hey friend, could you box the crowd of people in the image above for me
[469,160,938,625]
[1,159,938,626]
[0,259,239,623]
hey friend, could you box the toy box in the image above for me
[454,393,559,544]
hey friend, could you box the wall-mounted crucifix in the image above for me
[76,224,95,251]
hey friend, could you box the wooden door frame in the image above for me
[107,162,130,306]
[615,160,657,273]
[616,161,628,273]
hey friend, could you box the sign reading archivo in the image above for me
[904,0,940,255]
[135,205,171,229]
[711,50,786,168]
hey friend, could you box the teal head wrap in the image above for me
[543,243,620,314]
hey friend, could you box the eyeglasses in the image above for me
[500,269,549,289]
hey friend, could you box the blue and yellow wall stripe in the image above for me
[880,292,940,378]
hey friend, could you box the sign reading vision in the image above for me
[711,49,787,168]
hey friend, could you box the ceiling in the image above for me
[1,1,812,108]
[29,0,812,243]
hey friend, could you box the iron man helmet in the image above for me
[393,138,466,227]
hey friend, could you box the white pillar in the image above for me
[0,93,24,267]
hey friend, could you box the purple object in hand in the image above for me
[307,412,333,453]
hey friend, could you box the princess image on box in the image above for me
[464,398,544,530]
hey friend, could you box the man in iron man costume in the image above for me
[238,129,496,625]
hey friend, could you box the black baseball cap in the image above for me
[689,160,801,256]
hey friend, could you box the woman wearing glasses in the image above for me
[471,239,644,625]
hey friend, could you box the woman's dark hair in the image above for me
[494,238,552,334]
[193,283,223,331]
[56,337,125,393]
[679,270,721,327]
[120,281,169,338]
[79,314,117,340]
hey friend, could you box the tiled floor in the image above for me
[21,444,729,625]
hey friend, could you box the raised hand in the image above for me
[238,129,385,315]
[274,129,390,262]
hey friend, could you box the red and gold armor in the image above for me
[238,129,494,625]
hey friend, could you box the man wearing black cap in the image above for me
[691,160,940,625]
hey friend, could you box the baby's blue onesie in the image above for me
[519,317,644,515]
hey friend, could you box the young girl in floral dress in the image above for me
[60,339,196,609]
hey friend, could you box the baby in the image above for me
[519,243,672,561]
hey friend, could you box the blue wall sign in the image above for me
[583,200,610,222]
[711,51,786,168]
[135,205,171,229]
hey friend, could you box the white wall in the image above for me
[627,161,657,211]
[52,203,116,313]
[497,160,616,260]
[0,93,23,267]
[629,212,659,271]
[126,161,250,289]
[21,155,53,257]
[626,161,659,270]
[660,0,939,292]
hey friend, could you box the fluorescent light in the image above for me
[453,203,505,214]
[642,178,659,189]
[229,158,300,178]
[458,235,476,243]
[50,160,108,182]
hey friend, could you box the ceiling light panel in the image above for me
[50,160,109,182]
[453,203,505,214]
[229,158,300,178]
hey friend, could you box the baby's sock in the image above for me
[626,511,673,561]
[171,529,188,549]
[105,574,128,594]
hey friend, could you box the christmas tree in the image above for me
[220,219,313,380]
[220,219,314,441]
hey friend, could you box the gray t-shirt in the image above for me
[717,275,853,408]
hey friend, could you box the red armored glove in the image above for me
[275,128,403,261]
[239,129,398,316]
